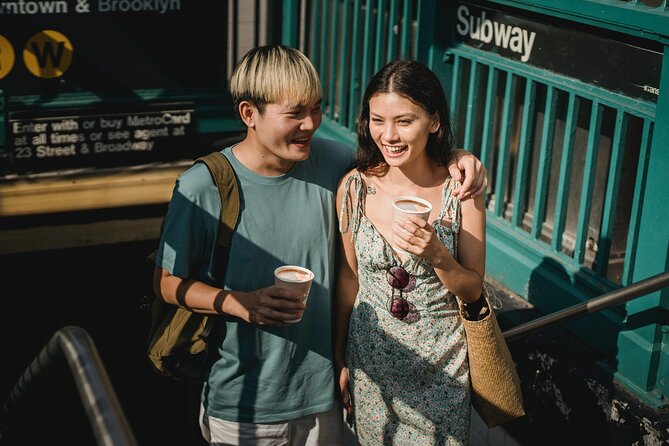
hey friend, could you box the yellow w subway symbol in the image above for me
[23,30,73,78]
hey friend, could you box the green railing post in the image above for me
[281,0,300,47]
[415,0,437,65]
[614,45,669,407]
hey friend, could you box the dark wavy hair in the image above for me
[355,60,454,174]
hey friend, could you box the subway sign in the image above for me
[0,0,226,174]
[454,2,662,102]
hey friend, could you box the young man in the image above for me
[154,45,486,445]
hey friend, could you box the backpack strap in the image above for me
[195,151,240,249]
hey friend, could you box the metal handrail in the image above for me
[1,326,138,446]
[503,271,669,342]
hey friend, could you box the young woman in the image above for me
[335,60,487,445]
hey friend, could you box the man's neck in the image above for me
[231,137,295,176]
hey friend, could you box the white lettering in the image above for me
[493,22,512,49]
[12,122,48,133]
[456,5,469,36]
[521,30,536,62]
[457,5,537,63]
[94,141,153,152]
[50,119,79,131]
[99,118,122,129]
[509,27,522,53]
[0,0,67,14]
[50,132,85,143]
[36,144,76,157]
[98,0,180,13]
[480,12,493,44]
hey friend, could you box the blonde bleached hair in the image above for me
[230,45,321,118]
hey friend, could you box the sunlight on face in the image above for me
[369,93,439,167]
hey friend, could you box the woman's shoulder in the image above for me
[337,168,369,202]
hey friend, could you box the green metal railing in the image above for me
[301,0,660,288]
[447,46,655,287]
[305,0,431,136]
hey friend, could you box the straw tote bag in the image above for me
[457,289,525,427]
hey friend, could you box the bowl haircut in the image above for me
[230,45,322,118]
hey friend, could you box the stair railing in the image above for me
[503,271,669,342]
[0,326,138,446]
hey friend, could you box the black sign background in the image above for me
[454,2,662,102]
[0,0,227,95]
[8,105,194,173]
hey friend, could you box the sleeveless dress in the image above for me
[339,172,470,446]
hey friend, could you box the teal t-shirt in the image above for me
[156,138,353,423]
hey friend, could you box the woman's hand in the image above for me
[392,215,451,264]
[338,365,352,416]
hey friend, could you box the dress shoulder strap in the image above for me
[339,171,366,237]
[437,177,462,235]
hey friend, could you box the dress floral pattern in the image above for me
[340,172,470,446]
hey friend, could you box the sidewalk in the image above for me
[471,409,523,446]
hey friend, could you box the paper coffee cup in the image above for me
[392,196,433,254]
[274,265,314,323]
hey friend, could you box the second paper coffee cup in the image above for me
[274,265,314,323]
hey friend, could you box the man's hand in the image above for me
[337,365,352,417]
[224,286,306,327]
[447,149,488,200]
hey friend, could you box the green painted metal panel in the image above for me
[348,0,363,129]
[435,0,668,407]
[463,61,480,150]
[375,0,386,72]
[531,85,557,240]
[319,0,329,94]
[362,0,375,91]
[622,120,654,286]
[416,0,437,65]
[450,55,462,125]
[449,46,656,119]
[315,117,357,148]
[338,0,352,126]
[596,111,629,277]
[493,73,517,217]
[486,0,669,41]
[616,44,669,404]
[574,101,603,265]
[512,79,537,228]
[328,0,340,120]
[310,0,322,68]
[480,67,499,170]
[552,93,580,252]
[614,335,663,405]
[386,0,399,61]
[400,0,412,58]
[281,0,300,47]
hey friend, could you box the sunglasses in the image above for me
[386,265,416,321]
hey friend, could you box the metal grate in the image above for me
[306,0,420,128]
[449,47,655,286]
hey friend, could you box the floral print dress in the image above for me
[339,172,470,446]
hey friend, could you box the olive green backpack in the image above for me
[146,151,239,381]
